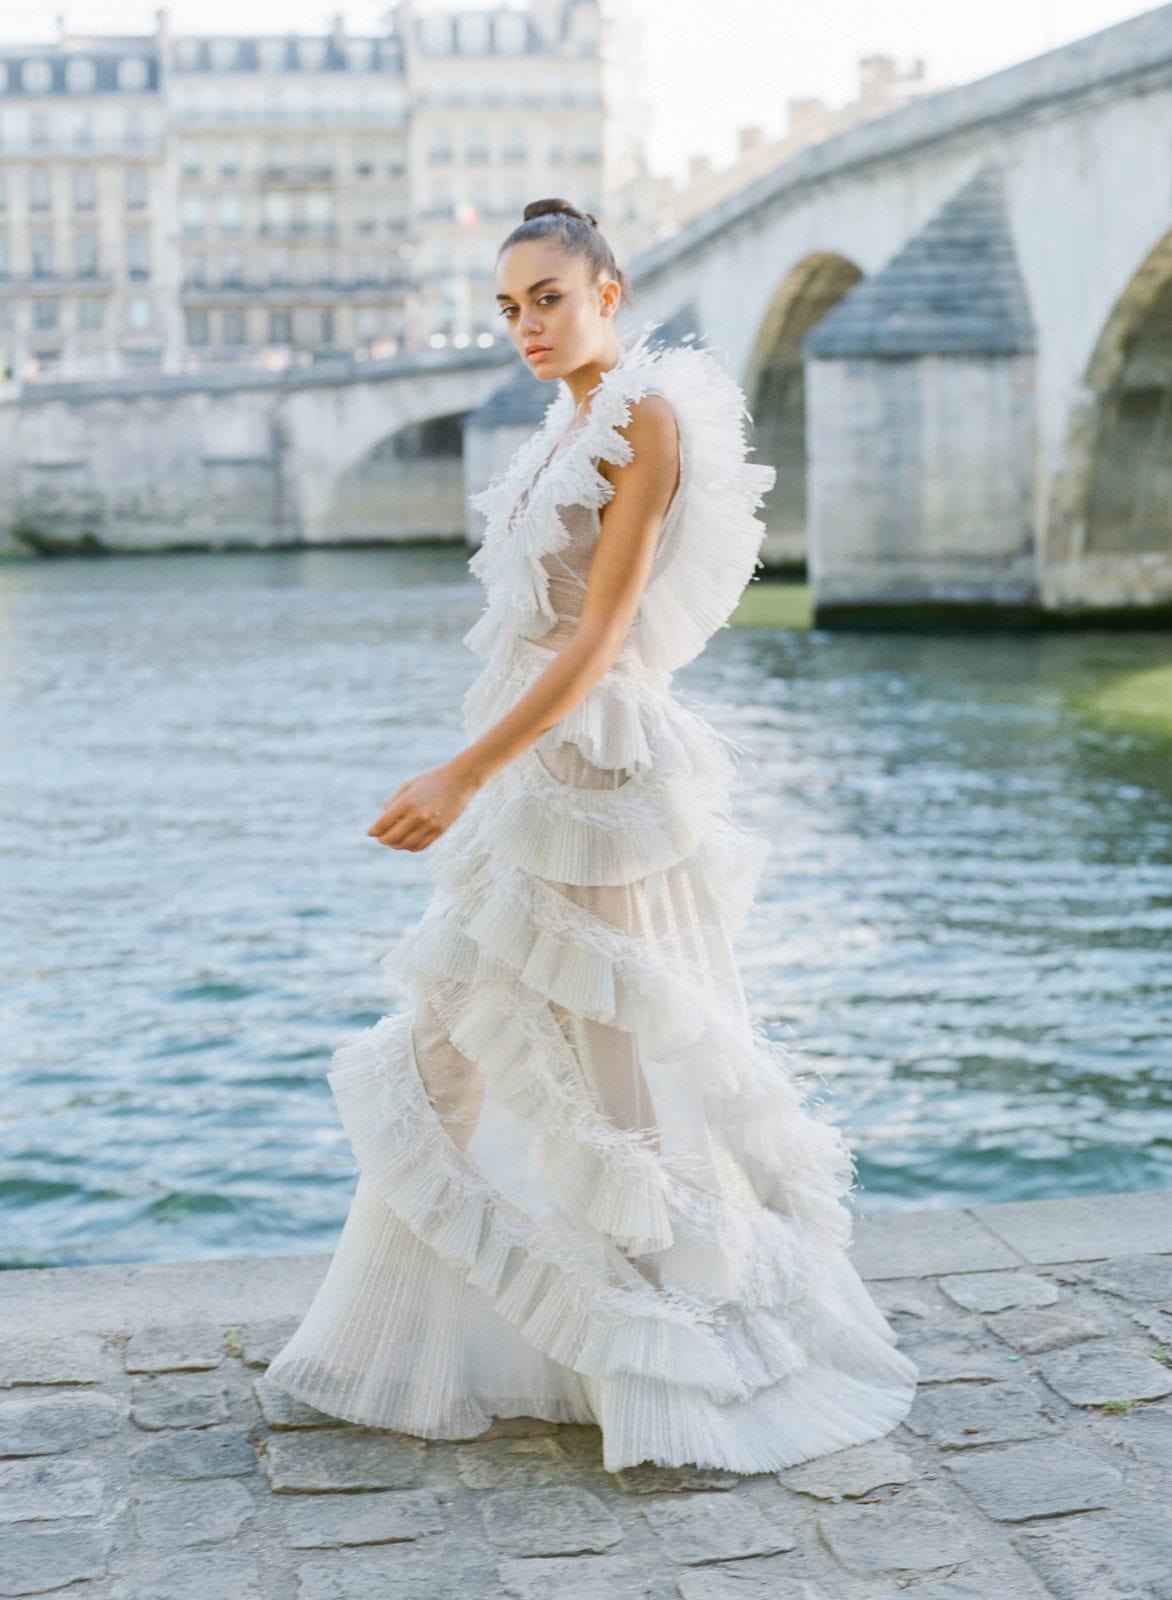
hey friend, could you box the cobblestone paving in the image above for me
[3,1232,1171,1596]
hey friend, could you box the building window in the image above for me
[117,56,150,91]
[185,310,209,346]
[267,250,291,285]
[356,307,379,340]
[77,298,103,331]
[218,139,241,178]
[218,194,243,235]
[305,250,331,285]
[354,139,374,176]
[181,195,205,236]
[31,232,54,277]
[297,38,326,70]
[75,231,98,277]
[308,138,333,176]
[0,235,8,278]
[127,229,150,279]
[184,254,207,287]
[305,192,333,235]
[180,140,201,178]
[0,174,6,212]
[262,193,292,235]
[317,309,334,344]
[466,126,489,163]
[29,171,52,212]
[222,310,246,345]
[356,251,377,283]
[264,139,288,176]
[127,295,152,330]
[33,299,59,331]
[221,253,244,287]
[258,39,286,71]
[30,112,50,149]
[73,169,96,210]
[355,194,376,233]
[269,310,292,344]
[65,56,96,92]
[503,126,527,163]
[72,112,94,148]
[125,168,149,210]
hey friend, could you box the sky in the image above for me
[0,0,1162,182]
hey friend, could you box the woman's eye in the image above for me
[498,295,559,318]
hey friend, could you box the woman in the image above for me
[265,198,918,1473]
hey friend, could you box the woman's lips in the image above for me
[527,347,552,362]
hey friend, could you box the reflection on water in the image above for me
[1,547,1169,1268]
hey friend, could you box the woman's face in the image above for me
[494,239,619,380]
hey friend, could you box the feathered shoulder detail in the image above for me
[570,322,777,673]
[463,319,776,673]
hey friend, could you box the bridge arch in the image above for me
[745,252,863,570]
[330,410,468,540]
[1077,227,1172,558]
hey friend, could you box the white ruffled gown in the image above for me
[264,322,919,1473]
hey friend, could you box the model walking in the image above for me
[265,198,919,1473]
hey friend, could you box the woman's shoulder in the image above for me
[589,325,778,674]
[596,390,679,493]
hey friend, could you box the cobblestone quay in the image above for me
[2,1188,1170,1598]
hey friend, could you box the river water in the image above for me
[2,547,1169,1269]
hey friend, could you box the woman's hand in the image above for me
[367,761,480,853]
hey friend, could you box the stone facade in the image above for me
[0,0,603,384]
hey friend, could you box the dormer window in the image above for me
[22,59,54,93]
[209,39,239,71]
[117,56,150,90]
[65,57,96,92]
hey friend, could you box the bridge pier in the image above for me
[800,165,1041,626]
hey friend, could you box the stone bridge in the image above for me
[0,350,510,553]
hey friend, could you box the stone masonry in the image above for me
[1,1187,1170,1598]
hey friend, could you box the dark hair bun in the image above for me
[522,197,599,228]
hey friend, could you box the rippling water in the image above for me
[2,547,1169,1269]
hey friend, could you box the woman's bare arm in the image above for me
[368,393,680,852]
